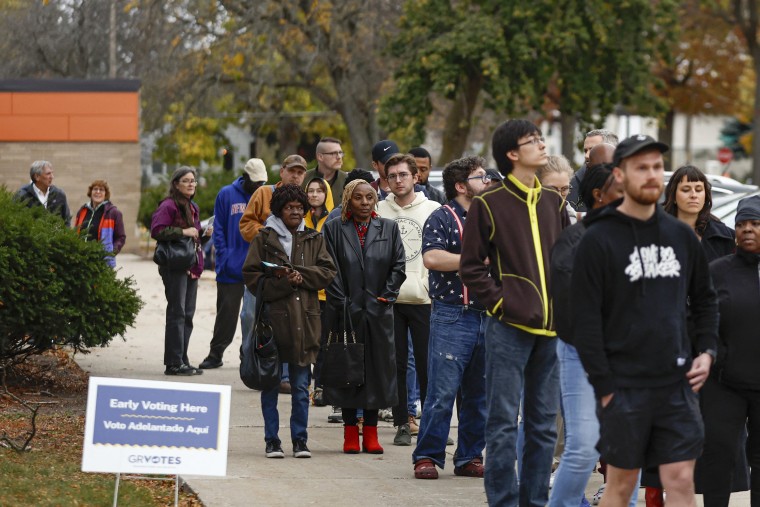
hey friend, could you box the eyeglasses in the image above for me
[547,185,572,194]
[91,187,106,192]
[387,172,412,182]
[517,136,545,147]
[466,174,492,184]
[179,179,197,184]
[283,205,304,213]
[320,151,344,158]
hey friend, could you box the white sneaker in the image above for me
[549,471,555,488]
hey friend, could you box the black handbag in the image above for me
[153,236,198,270]
[321,300,365,388]
[240,276,280,391]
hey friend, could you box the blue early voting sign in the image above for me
[82,377,231,476]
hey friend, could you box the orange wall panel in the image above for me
[0,116,69,141]
[0,93,11,114]
[13,93,138,116]
[69,116,139,142]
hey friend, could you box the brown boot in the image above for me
[362,425,384,454]
[343,425,360,454]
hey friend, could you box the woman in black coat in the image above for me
[700,195,760,506]
[322,180,406,455]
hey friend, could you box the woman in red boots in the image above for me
[322,180,406,454]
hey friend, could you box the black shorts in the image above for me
[596,380,704,470]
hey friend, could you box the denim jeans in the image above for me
[407,334,419,416]
[412,302,487,469]
[550,340,639,507]
[240,287,255,349]
[550,340,600,506]
[484,317,559,507]
[261,362,310,444]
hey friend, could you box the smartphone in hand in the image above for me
[261,261,290,278]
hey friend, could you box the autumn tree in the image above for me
[214,0,402,168]
[706,0,760,183]
[383,0,677,165]
[653,0,746,170]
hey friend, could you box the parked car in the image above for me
[713,190,760,228]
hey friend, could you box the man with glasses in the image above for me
[460,119,570,506]
[412,156,490,480]
[303,137,347,204]
[377,153,441,446]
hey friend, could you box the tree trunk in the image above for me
[109,0,117,78]
[685,113,692,164]
[438,75,482,166]
[753,57,760,185]
[658,109,675,172]
[560,114,576,163]
[277,118,299,160]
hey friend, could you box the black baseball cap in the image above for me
[371,140,400,164]
[612,135,669,168]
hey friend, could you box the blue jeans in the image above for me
[413,302,487,468]
[484,318,559,507]
[261,362,310,444]
[241,287,255,347]
[550,340,640,507]
[407,334,419,416]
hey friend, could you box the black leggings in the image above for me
[343,409,378,426]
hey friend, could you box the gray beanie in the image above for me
[735,195,760,223]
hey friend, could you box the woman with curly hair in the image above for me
[243,184,336,459]
[74,179,126,268]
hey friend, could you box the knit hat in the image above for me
[244,158,267,182]
[735,195,760,223]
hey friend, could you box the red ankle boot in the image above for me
[343,425,360,454]
[645,487,664,507]
[362,425,384,454]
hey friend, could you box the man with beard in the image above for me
[409,146,446,204]
[412,156,490,479]
[199,158,266,369]
[572,135,718,506]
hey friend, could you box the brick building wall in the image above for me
[0,79,142,253]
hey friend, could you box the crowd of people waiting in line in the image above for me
[17,119,760,506]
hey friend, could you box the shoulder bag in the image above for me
[240,268,281,391]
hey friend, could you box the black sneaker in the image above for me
[184,364,203,375]
[165,364,196,376]
[293,440,311,458]
[265,440,284,458]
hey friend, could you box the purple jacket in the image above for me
[150,197,204,277]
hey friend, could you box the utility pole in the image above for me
[109,0,116,78]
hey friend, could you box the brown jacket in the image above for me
[239,182,281,242]
[460,173,569,336]
[243,226,336,366]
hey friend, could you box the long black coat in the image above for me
[322,216,406,409]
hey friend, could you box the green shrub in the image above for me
[0,188,144,363]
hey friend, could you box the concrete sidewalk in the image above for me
[76,254,749,506]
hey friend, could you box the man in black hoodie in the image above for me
[572,135,718,506]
